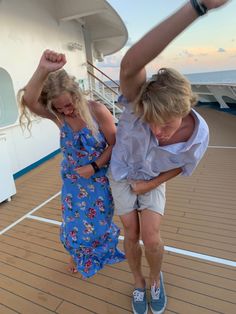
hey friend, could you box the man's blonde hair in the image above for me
[18,69,97,134]
[134,68,198,125]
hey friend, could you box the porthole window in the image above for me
[0,68,18,128]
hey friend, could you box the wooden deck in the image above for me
[0,107,236,314]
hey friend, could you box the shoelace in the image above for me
[133,290,145,302]
[151,285,160,300]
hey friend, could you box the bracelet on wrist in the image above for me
[190,0,208,16]
[91,161,100,173]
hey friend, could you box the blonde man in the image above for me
[108,1,229,313]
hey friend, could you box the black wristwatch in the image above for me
[190,0,208,16]
[91,161,100,173]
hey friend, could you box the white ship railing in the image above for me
[191,83,236,109]
[87,61,123,122]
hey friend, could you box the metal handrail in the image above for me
[86,62,123,122]
[87,60,120,88]
[87,70,119,95]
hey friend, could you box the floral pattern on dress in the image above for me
[59,122,125,278]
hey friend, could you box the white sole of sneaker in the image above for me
[150,296,167,314]
[132,303,148,314]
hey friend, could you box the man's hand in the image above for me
[130,180,156,195]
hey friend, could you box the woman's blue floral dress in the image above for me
[60,122,125,278]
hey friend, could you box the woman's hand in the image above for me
[76,165,94,179]
[39,49,67,73]
[202,0,229,10]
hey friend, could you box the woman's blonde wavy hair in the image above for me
[134,68,198,125]
[18,69,98,134]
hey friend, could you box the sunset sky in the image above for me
[98,0,236,80]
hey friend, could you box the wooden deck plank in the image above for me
[1,253,132,313]
[163,214,236,233]
[167,297,220,314]
[163,256,236,291]
[1,236,235,314]
[0,154,61,230]
[0,256,131,314]
[9,221,236,265]
[0,242,133,294]
[0,304,18,314]
[177,227,236,245]
[165,284,235,313]
[56,301,96,314]
[0,288,55,314]
[166,207,236,221]
[32,205,236,256]
[5,214,236,266]
[1,217,235,308]
[162,230,236,254]
[0,107,236,313]
[0,273,61,311]
[163,239,235,260]
[196,107,236,147]
[162,218,236,238]
[1,236,132,310]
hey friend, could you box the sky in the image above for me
[98,0,236,80]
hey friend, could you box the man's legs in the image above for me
[140,209,164,286]
[120,210,146,289]
[120,210,148,314]
[140,209,167,314]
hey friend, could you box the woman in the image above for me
[19,49,125,278]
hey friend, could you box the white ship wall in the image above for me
[0,0,89,175]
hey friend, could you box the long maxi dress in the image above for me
[59,121,125,278]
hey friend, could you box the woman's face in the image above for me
[52,92,75,116]
[149,116,182,142]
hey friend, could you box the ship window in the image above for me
[0,68,18,128]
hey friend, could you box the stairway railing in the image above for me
[87,60,123,122]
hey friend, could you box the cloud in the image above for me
[178,50,209,59]
[96,51,125,79]
[97,53,122,68]
[217,48,226,53]
[178,50,194,58]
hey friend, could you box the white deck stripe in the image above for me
[1,189,236,267]
[28,214,61,225]
[0,192,61,235]
[25,216,236,267]
[208,145,236,149]
[164,245,236,268]
[120,236,236,267]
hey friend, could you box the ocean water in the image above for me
[106,70,236,87]
[185,70,236,84]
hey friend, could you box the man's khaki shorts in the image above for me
[108,171,166,216]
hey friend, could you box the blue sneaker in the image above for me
[150,272,167,314]
[132,288,148,314]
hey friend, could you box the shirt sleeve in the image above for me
[181,132,209,176]
[118,94,129,106]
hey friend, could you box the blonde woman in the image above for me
[19,50,125,278]
[108,1,229,313]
